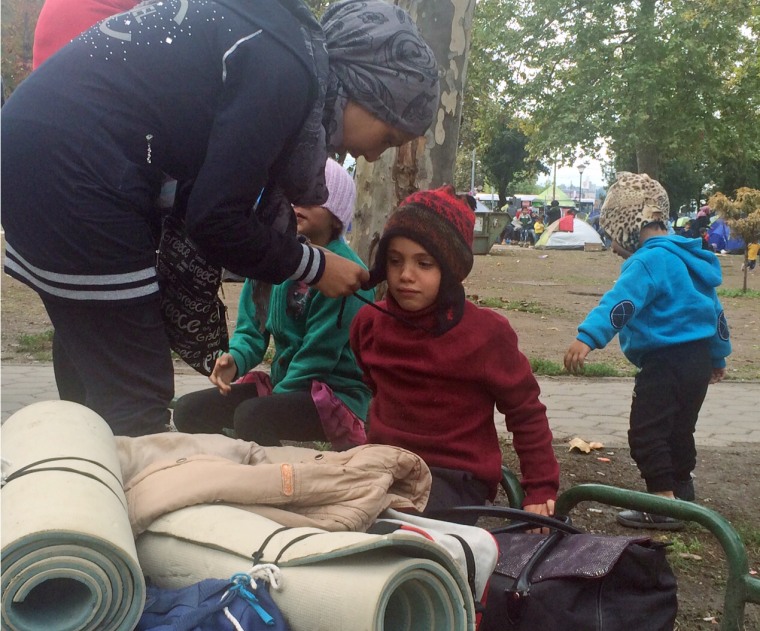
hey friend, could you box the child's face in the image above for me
[294,205,340,247]
[386,236,441,312]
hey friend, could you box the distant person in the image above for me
[499,222,515,245]
[694,205,712,234]
[565,172,731,531]
[518,208,534,247]
[173,159,372,449]
[699,227,713,251]
[351,185,559,523]
[2,0,439,437]
[532,212,544,244]
[547,200,561,225]
[742,241,759,273]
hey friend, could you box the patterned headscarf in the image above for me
[321,0,440,149]
[600,172,670,252]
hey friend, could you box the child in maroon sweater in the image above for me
[350,185,559,520]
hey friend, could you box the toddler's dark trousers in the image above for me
[628,338,712,494]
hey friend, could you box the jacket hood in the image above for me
[639,235,723,289]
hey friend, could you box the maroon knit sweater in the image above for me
[350,296,559,505]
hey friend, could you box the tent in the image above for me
[708,218,745,253]
[535,217,605,250]
[534,185,576,208]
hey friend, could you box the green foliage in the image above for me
[467,0,759,185]
[1,0,44,92]
[709,188,760,292]
[480,117,549,206]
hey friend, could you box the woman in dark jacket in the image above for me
[1,0,439,437]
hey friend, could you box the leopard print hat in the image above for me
[600,172,670,252]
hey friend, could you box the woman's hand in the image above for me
[314,247,370,298]
[564,340,591,374]
[209,352,237,395]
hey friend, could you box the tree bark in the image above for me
[350,0,476,266]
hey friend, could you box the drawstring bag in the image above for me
[137,572,291,631]
[156,213,229,376]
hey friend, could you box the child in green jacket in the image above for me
[173,159,372,449]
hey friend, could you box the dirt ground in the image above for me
[2,241,759,629]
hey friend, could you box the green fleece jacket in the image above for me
[229,238,373,420]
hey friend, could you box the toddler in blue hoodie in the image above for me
[564,172,731,530]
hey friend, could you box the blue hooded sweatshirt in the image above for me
[576,235,731,368]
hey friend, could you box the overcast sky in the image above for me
[538,159,608,190]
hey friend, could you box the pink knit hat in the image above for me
[323,158,356,235]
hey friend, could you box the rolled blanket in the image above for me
[137,504,475,631]
[1,401,145,631]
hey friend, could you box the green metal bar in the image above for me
[555,484,760,631]
[500,465,525,508]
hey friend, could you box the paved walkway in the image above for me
[2,364,758,447]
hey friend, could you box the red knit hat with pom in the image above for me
[366,185,476,336]
[370,185,475,284]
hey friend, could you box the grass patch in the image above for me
[732,522,760,556]
[529,358,565,376]
[582,363,634,377]
[16,330,54,361]
[665,534,707,572]
[529,357,632,377]
[470,295,547,314]
[717,288,760,299]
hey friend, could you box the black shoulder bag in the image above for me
[429,506,678,631]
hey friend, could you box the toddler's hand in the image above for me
[209,353,237,395]
[564,341,591,374]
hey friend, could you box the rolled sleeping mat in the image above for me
[1,401,145,631]
[136,504,475,631]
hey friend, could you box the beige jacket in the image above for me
[116,433,431,536]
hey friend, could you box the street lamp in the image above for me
[576,164,586,209]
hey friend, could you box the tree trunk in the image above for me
[636,144,660,181]
[632,0,660,181]
[350,0,476,266]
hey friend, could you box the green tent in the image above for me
[534,185,576,208]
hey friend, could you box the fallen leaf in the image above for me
[678,553,703,561]
[596,457,611,463]
[596,471,605,476]
[568,437,592,453]
[568,437,605,453]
